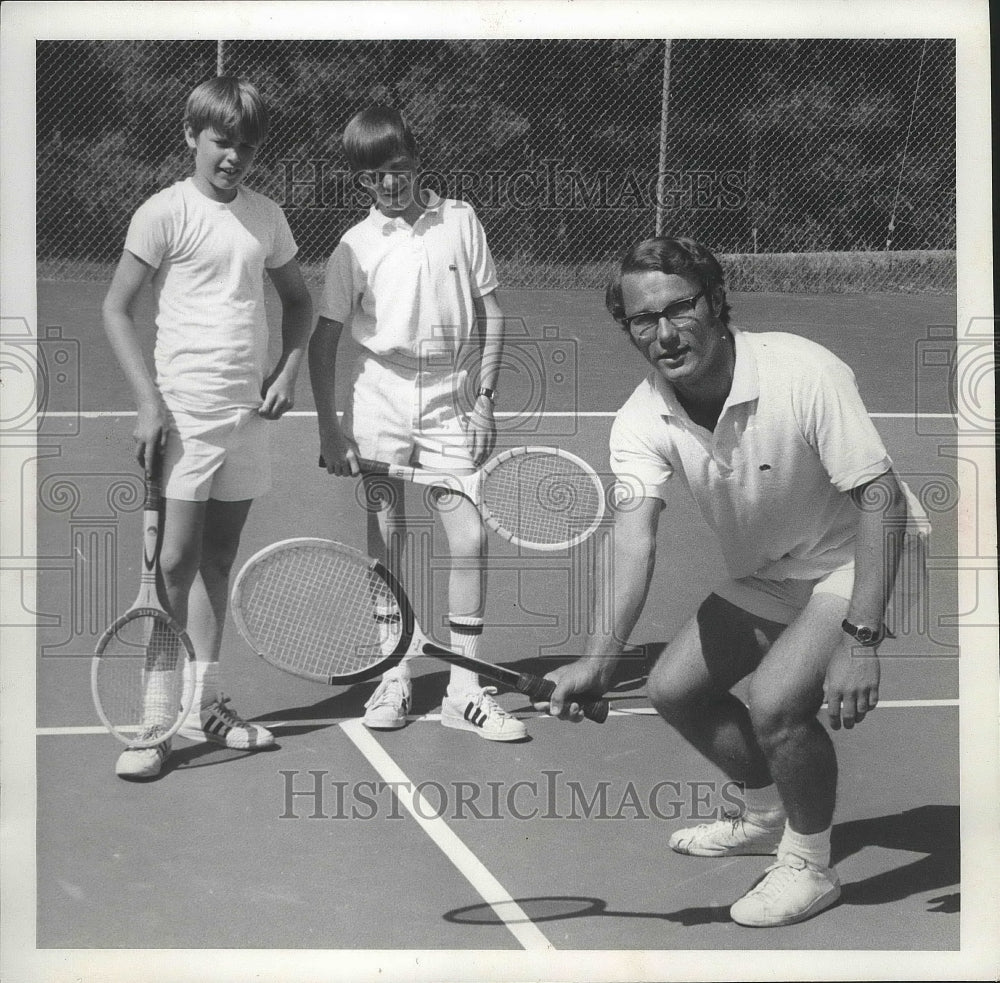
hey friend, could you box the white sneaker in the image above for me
[363,676,411,730]
[441,687,527,742]
[669,811,784,857]
[115,727,171,780]
[178,695,274,749]
[730,854,841,927]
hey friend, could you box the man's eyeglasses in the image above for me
[624,291,703,337]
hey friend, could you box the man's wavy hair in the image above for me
[605,237,730,330]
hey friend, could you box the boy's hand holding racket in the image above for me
[133,394,171,469]
[317,425,361,477]
[318,445,606,552]
[466,396,497,467]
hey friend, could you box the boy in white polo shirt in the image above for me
[309,105,525,741]
[103,77,313,779]
[542,237,929,926]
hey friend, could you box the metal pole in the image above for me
[885,40,928,252]
[655,40,673,237]
[217,40,224,76]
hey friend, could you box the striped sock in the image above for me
[447,615,483,696]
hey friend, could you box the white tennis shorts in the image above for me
[342,351,475,472]
[162,406,272,502]
[714,530,930,629]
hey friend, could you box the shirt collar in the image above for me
[649,325,759,419]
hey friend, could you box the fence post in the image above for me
[655,40,673,237]
[217,39,224,76]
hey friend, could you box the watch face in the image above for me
[855,626,875,642]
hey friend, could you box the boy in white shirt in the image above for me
[309,105,525,741]
[103,77,313,778]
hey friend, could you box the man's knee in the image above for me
[746,679,821,750]
[646,644,718,723]
[646,661,692,720]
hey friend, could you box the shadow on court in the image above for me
[139,741,282,780]
[444,895,732,928]
[833,804,960,907]
[442,804,959,932]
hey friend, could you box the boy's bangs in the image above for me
[342,107,418,171]
[186,78,269,145]
[347,127,411,171]
[220,103,268,146]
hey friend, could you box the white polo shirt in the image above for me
[318,193,498,358]
[610,328,927,582]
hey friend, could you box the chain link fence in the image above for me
[37,38,955,292]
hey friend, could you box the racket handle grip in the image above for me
[517,674,609,724]
[318,455,387,475]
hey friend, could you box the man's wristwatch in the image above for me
[475,386,497,404]
[841,619,885,647]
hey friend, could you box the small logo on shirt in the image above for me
[759,464,772,471]
[449,264,458,271]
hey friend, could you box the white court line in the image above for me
[48,411,956,420]
[612,699,960,714]
[338,718,554,952]
[36,699,960,736]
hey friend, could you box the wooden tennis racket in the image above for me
[231,538,609,723]
[320,445,606,551]
[92,454,196,747]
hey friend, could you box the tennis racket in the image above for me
[231,538,609,723]
[91,454,196,747]
[319,445,606,551]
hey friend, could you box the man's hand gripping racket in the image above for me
[534,657,616,723]
[231,538,609,723]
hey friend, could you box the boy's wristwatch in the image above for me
[841,619,885,646]
[476,386,497,404]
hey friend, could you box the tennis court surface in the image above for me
[32,282,962,957]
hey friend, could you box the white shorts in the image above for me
[162,406,272,502]
[343,351,475,472]
[714,531,930,628]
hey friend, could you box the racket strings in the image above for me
[482,453,603,546]
[240,547,402,678]
[95,614,189,733]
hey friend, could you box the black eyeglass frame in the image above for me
[623,290,705,336]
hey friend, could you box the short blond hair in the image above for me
[184,76,269,145]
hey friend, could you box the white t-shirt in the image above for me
[318,193,498,357]
[610,328,928,581]
[124,178,299,412]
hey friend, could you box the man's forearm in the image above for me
[583,515,660,663]
[847,471,909,626]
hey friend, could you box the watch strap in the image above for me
[841,618,885,646]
